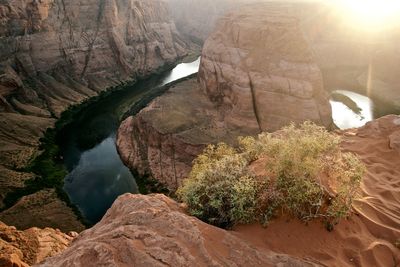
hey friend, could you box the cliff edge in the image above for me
[36,193,320,267]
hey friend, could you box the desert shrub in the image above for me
[256,122,364,223]
[325,153,364,221]
[177,143,258,227]
[179,122,365,228]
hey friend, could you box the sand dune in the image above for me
[234,115,400,267]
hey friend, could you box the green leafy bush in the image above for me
[178,122,365,228]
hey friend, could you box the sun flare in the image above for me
[336,0,400,31]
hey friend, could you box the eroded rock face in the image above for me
[36,193,321,267]
[169,0,400,109]
[198,3,333,132]
[0,221,75,267]
[0,0,189,230]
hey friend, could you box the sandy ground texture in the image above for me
[234,115,400,267]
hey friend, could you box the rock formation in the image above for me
[117,3,333,190]
[118,78,241,190]
[198,3,333,132]
[36,193,320,267]
[168,0,400,110]
[0,221,76,267]
[0,0,190,230]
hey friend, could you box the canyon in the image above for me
[0,0,400,266]
[4,114,395,266]
[117,2,335,191]
[118,1,400,191]
[0,0,191,231]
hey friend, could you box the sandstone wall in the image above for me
[166,0,247,44]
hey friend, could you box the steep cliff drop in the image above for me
[117,3,333,191]
[0,0,189,231]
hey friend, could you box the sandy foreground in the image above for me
[233,115,400,267]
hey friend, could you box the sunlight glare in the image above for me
[336,0,400,31]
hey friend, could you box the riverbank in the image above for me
[0,55,199,231]
[323,67,400,117]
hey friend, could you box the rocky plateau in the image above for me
[35,193,321,267]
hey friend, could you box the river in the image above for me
[61,58,201,224]
[330,90,374,129]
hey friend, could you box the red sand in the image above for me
[233,115,400,267]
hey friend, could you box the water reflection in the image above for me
[330,90,374,129]
[162,57,201,85]
[62,58,201,224]
[64,137,136,223]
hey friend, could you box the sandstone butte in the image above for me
[0,0,191,231]
[117,3,334,191]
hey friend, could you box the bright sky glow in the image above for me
[335,0,400,31]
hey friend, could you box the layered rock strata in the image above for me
[168,0,400,109]
[37,193,321,267]
[0,0,189,230]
